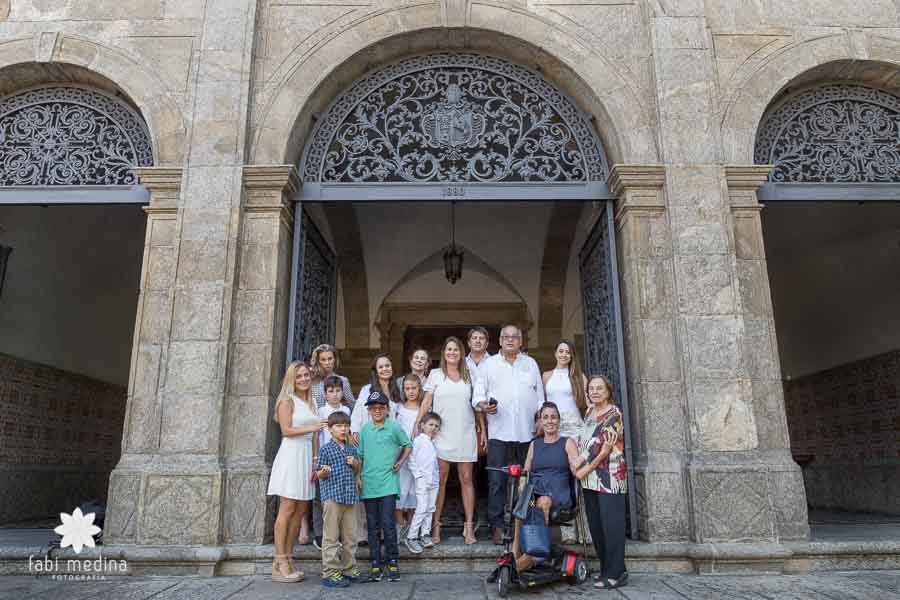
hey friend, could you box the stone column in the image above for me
[608,165,691,542]
[106,167,229,547]
[724,166,809,541]
[221,165,298,544]
[106,0,260,547]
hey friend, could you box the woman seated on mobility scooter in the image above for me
[510,401,584,573]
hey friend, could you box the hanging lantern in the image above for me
[443,201,464,284]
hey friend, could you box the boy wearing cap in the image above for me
[358,390,412,582]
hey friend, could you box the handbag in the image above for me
[520,505,550,558]
[512,479,535,521]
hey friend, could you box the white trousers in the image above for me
[407,478,438,540]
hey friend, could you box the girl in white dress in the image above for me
[266,361,324,583]
[542,339,589,544]
[416,337,482,545]
[394,374,423,536]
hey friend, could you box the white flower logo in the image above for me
[54,508,101,554]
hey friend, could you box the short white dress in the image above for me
[545,369,585,439]
[267,394,317,501]
[394,403,420,509]
[425,370,477,463]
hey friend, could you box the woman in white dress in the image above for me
[542,339,589,544]
[266,361,324,583]
[416,337,484,545]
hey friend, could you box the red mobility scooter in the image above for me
[485,464,590,597]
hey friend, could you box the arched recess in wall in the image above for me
[0,36,185,167]
[281,39,627,349]
[252,23,655,167]
[752,62,900,518]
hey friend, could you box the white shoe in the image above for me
[421,535,434,548]
[404,537,424,554]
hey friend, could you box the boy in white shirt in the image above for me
[313,375,352,549]
[404,412,442,554]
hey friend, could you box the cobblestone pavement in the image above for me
[1,571,898,599]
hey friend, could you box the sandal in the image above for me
[432,520,442,545]
[271,555,303,583]
[463,521,477,545]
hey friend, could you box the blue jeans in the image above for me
[364,495,398,566]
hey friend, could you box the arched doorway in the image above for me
[0,81,153,526]
[755,76,900,524]
[290,51,638,537]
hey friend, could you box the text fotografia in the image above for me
[28,553,127,581]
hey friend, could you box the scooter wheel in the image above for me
[497,565,511,597]
[571,559,589,584]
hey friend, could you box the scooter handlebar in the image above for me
[486,464,523,477]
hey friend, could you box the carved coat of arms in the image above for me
[422,84,486,150]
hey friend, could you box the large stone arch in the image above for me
[720,30,900,164]
[0,34,185,165]
[251,8,656,167]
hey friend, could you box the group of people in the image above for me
[265,326,629,590]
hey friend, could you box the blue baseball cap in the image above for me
[365,390,390,406]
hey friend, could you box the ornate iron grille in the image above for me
[291,211,336,363]
[755,84,900,182]
[579,200,637,539]
[579,203,622,396]
[0,86,153,185]
[301,53,608,184]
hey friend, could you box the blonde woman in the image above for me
[266,361,324,583]
[310,344,355,410]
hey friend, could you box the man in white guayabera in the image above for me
[472,324,544,545]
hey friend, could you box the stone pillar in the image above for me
[608,165,691,542]
[107,167,229,546]
[725,166,809,541]
[221,165,298,544]
[106,0,260,547]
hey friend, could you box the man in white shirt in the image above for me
[465,326,492,376]
[472,324,544,544]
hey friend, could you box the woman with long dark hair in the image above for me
[350,353,402,443]
[542,339,588,542]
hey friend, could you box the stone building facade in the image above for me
[0,0,898,569]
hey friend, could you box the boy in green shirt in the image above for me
[358,390,411,582]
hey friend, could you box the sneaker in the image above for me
[421,534,434,548]
[404,537,423,554]
[343,567,363,582]
[386,563,400,582]
[365,565,383,582]
[322,572,350,588]
[313,536,322,551]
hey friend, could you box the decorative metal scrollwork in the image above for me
[292,211,336,363]
[0,86,153,185]
[579,204,622,401]
[755,84,900,183]
[301,53,608,184]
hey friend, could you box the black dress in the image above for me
[530,436,573,513]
